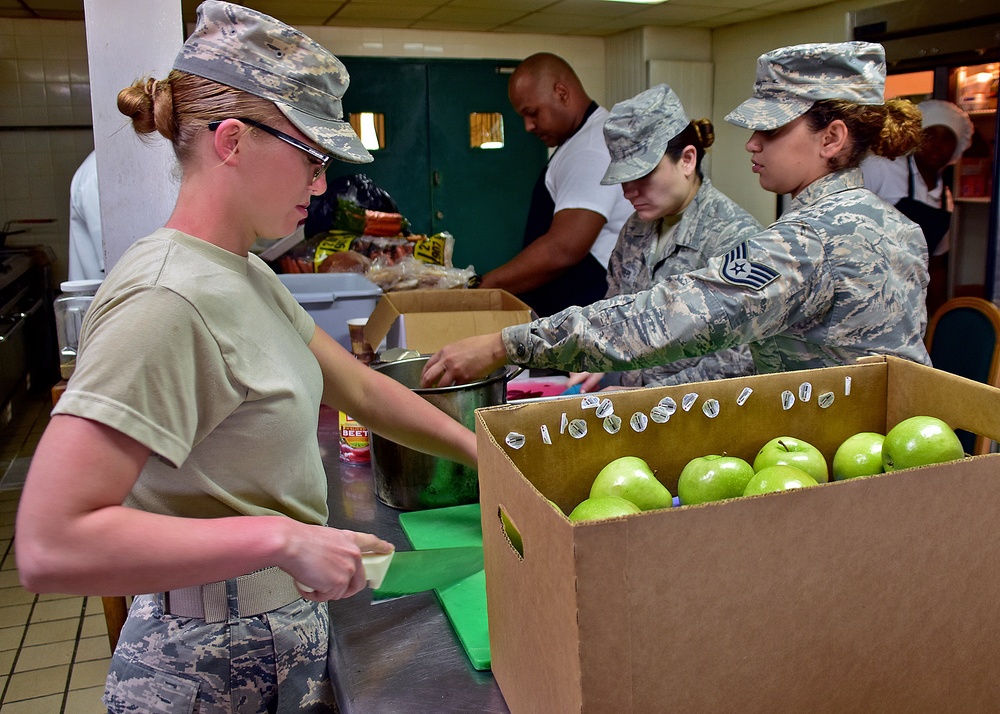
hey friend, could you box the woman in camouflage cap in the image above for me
[421,41,932,387]
[16,2,477,711]
[566,83,762,392]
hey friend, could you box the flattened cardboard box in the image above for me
[475,357,1000,714]
[364,289,532,355]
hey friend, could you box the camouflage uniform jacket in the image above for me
[503,169,932,374]
[607,178,762,387]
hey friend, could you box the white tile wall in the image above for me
[1,18,94,283]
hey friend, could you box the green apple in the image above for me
[500,509,523,555]
[832,432,885,480]
[882,416,965,472]
[753,436,829,483]
[590,456,672,511]
[568,496,641,522]
[743,465,819,496]
[677,454,756,505]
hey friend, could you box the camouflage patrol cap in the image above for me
[173,0,372,164]
[601,84,690,185]
[725,41,886,131]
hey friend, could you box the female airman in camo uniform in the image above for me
[16,2,476,712]
[421,41,931,388]
[566,83,762,392]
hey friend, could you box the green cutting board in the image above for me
[398,503,490,670]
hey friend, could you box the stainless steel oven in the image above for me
[0,250,58,431]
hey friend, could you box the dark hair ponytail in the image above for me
[663,118,715,179]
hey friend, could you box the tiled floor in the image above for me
[0,392,111,713]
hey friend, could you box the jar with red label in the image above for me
[339,412,370,463]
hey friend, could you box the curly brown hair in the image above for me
[803,98,923,171]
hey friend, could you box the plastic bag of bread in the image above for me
[275,229,456,275]
[275,234,371,274]
[317,250,372,274]
[307,230,454,271]
[366,256,477,291]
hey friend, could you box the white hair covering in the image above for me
[918,100,974,164]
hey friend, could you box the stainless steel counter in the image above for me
[321,430,509,713]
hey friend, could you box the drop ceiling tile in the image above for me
[328,17,417,29]
[756,0,842,12]
[3,0,884,35]
[424,6,532,24]
[241,1,329,24]
[348,0,442,6]
[504,13,613,31]
[538,0,652,18]
[409,20,511,31]
[685,7,773,26]
[630,3,748,23]
[450,0,550,8]
[334,4,434,22]
[24,0,81,10]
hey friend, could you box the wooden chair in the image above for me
[924,296,1000,455]
[51,381,130,650]
[101,596,130,650]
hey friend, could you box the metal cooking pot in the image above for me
[369,355,520,510]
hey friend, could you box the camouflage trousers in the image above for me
[103,592,337,713]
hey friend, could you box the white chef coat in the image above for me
[861,154,953,256]
[69,151,105,281]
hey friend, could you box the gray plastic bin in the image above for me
[278,273,382,351]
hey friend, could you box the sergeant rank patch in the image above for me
[720,242,778,290]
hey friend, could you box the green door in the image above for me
[325,58,547,275]
[324,59,431,235]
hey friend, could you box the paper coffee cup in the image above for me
[347,318,375,364]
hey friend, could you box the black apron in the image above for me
[516,102,609,318]
[893,159,952,256]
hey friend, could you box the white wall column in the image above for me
[83,0,183,273]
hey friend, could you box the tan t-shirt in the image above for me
[54,229,329,524]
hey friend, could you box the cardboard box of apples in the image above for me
[475,356,1000,714]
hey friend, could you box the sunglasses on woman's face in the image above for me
[208,118,332,183]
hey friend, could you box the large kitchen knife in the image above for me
[362,546,484,600]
